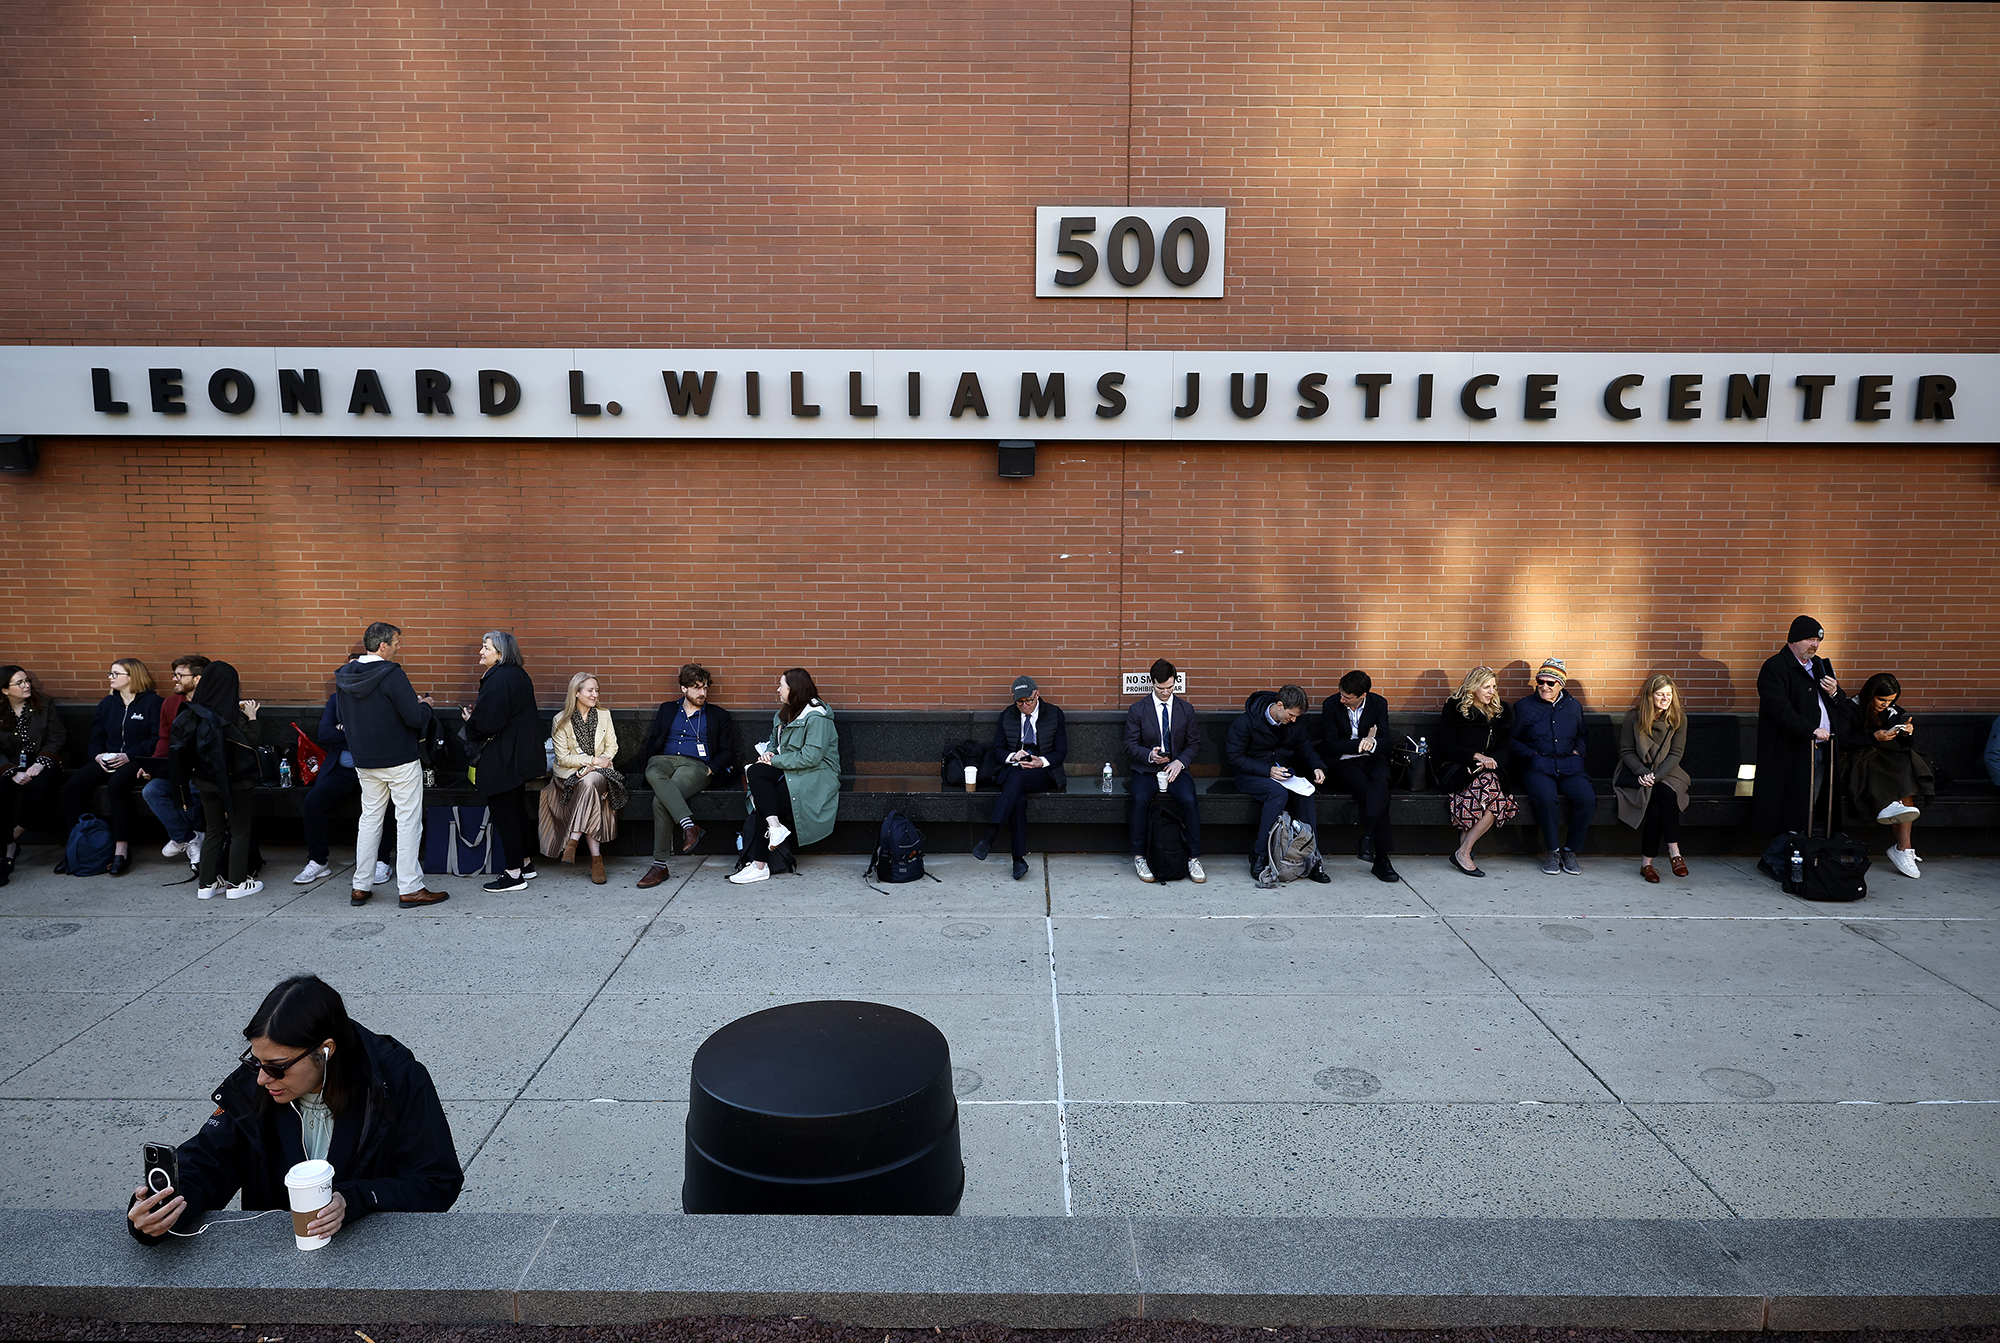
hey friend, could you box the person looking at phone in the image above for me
[128,975,462,1243]
[56,658,162,876]
[1839,672,1934,880]
[1753,616,1846,883]
[1123,658,1204,884]
[1225,684,1329,885]
[973,675,1068,881]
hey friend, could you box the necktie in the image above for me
[1158,701,1170,757]
[1023,713,1036,748]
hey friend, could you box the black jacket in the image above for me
[130,1022,462,1243]
[465,662,542,795]
[167,663,261,810]
[638,699,739,782]
[1752,647,1846,834]
[989,701,1068,788]
[1433,697,1516,793]
[1225,692,1326,779]
[1320,691,1390,771]
[333,658,431,769]
[88,691,163,760]
[3,700,65,769]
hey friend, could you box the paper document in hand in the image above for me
[1280,775,1316,797]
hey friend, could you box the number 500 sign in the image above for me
[1034,207,1227,299]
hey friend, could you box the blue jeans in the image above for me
[141,776,199,843]
[1235,774,1315,871]
[1128,771,1202,857]
[1520,768,1595,852]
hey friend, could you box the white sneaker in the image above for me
[187,834,204,865]
[766,822,792,849]
[197,881,222,900]
[727,862,770,885]
[1134,856,1156,883]
[162,838,190,858]
[226,879,264,900]
[1887,847,1920,879]
[293,860,332,884]
[1186,858,1207,884]
[1877,801,1920,823]
[373,860,391,885]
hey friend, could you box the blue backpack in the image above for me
[867,810,936,886]
[65,813,114,877]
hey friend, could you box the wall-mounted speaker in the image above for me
[0,438,39,476]
[996,440,1036,479]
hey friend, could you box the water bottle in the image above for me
[1100,762,1114,793]
[1790,848,1804,884]
[278,757,292,788]
[1417,736,1428,757]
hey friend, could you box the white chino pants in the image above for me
[356,760,425,896]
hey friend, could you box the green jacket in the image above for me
[751,701,841,846]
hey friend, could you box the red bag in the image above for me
[293,723,328,786]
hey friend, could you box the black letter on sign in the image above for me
[1523,374,1557,421]
[907,372,921,417]
[1354,373,1392,419]
[1794,374,1834,421]
[1667,374,1702,421]
[1160,217,1209,286]
[1460,374,1498,421]
[1416,373,1433,420]
[414,369,452,416]
[1095,372,1126,419]
[789,371,819,418]
[1054,217,1097,287]
[1107,216,1155,286]
[1296,373,1328,420]
[570,370,601,417]
[1724,373,1769,420]
[150,368,187,415]
[1914,375,1956,421]
[208,369,256,415]
[1603,375,1643,421]
[848,372,878,418]
[950,372,988,419]
[1020,372,1065,419]
[92,368,129,414]
[745,371,761,417]
[1854,375,1892,422]
[1174,372,1200,419]
[280,369,323,415]
[662,371,716,416]
[347,369,390,416]
[1229,372,1267,419]
[477,370,520,416]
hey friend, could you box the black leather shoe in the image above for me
[1012,857,1029,881]
[1358,837,1375,862]
[107,854,130,876]
[972,838,991,861]
[1372,858,1399,883]
[1306,866,1332,884]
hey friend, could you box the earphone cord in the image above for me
[166,1208,283,1237]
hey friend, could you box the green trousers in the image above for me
[645,754,710,861]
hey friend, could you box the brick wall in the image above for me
[3,3,1995,710]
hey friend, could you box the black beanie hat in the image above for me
[1787,616,1823,643]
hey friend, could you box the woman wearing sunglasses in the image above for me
[127,975,462,1243]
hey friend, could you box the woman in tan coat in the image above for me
[1616,674,1691,882]
[538,673,625,884]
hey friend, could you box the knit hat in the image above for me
[1787,616,1823,643]
[1535,657,1568,684]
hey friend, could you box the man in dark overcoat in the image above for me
[1752,615,1845,880]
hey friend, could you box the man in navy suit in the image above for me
[1321,670,1399,883]
[1124,658,1205,883]
[974,675,1067,881]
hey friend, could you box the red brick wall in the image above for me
[3,3,1996,710]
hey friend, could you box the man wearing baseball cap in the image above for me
[973,675,1068,881]
[1753,616,1845,881]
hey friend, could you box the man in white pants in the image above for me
[333,623,447,908]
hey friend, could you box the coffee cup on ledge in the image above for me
[962,765,977,792]
[284,1159,335,1250]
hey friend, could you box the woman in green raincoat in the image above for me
[728,667,839,884]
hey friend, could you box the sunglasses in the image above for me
[239,1045,317,1078]
[1536,679,1561,687]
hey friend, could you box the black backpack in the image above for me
[867,810,936,886]
[1777,737,1869,902]
[940,739,987,789]
[1143,790,1193,883]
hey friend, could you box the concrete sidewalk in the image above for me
[4,840,1994,1222]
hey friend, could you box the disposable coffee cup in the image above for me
[284,1159,335,1250]
[1155,771,1170,792]
[962,765,976,792]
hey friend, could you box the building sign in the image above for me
[1,348,1989,443]
[1034,207,1228,299]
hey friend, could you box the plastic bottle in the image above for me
[1100,762,1114,793]
[278,757,292,788]
[1790,848,1804,884]
[1417,736,1428,756]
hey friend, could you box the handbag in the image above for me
[293,724,328,786]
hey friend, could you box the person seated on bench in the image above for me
[1320,669,1397,883]
[729,668,839,885]
[137,656,204,869]
[336,624,443,909]
[638,662,738,888]
[540,672,624,885]
[127,974,461,1245]
[1125,658,1204,885]
[57,658,162,876]
[1616,673,1691,883]
[1987,713,2000,788]
[295,662,394,891]
[1753,615,1845,884]
[1226,684,1329,887]
[1436,666,1518,878]
[1513,657,1594,876]
[0,664,64,885]
[973,675,1068,882]
[1839,672,1934,880]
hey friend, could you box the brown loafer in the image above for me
[636,863,671,889]
[1640,863,1660,884]
[398,888,450,908]
[680,823,705,855]
[1670,855,1689,877]
[590,855,607,885]
[350,887,372,906]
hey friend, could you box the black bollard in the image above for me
[682,1000,965,1215]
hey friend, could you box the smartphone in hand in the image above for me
[143,1144,178,1197]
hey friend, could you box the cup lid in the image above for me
[284,1159,334,1186]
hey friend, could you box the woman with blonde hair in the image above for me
[1616,673,1691,882]
[58,657,163,875]
[538,672,624,884]
[1433,666,1518,877]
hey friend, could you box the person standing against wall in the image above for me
[463,631,542,894]
[1752,616,1844,883]
[336,625,444,908]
